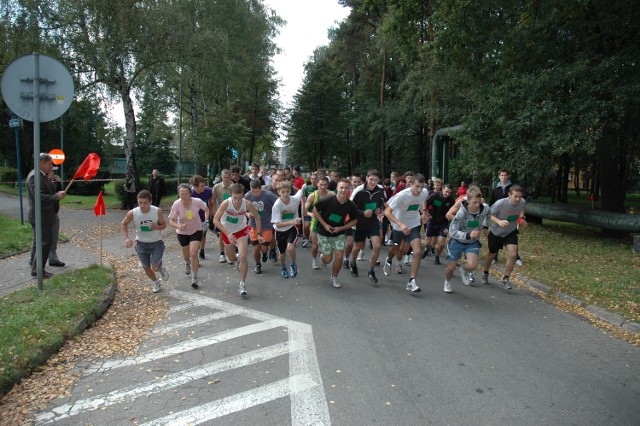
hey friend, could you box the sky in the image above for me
[264,0,351,110]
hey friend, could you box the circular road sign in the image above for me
[49,149,65,165]
[1,54,74,122]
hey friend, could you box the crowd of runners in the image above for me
[121,165,527,297]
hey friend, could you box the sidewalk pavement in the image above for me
[0,193,130,297]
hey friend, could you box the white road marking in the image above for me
[289,322,331,425]
[152,310,235,334]
[86,318,288,374]
[36,343,289,424]
[37,290,331,425]
[140,374,318,426]
[167,301,196,313]
[170,289,280,321]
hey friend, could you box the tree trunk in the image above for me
[597,127,626,213]
[121,86,138,185]
[380,49,387,177]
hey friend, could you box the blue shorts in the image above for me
[135,240,165,268]
[391,225,421,245]
[445,239,480,263]
[354,221,381,242]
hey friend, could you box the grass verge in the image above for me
[0,214,69,258]
[0,214,33,257]
[0,265,114,396]
[0,182,122,209]
[495,220,639,322]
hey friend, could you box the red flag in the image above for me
[94,191,106,216]
[73,153,101,180]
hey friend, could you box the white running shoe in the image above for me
[444,280,452,293]
[459,265,470,286]
[357,251,365,261]
[238,281,247,295]
[406,279,421,293]
[383,261,392,276]
[516,259,524,267]
[219,254,227,263]
[153,281,161,293]
[403,254,410,265]
[481,273,489,285]
[184,262,191,276]
[331,276,341,288]
[312,258,319,270]
[160,266,169,281]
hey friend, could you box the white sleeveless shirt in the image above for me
[223,198,248,233]
[133,206,162,242]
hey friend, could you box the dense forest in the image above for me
[1,1,639,212]
[287,0,640,212]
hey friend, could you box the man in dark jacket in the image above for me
[149,169,166,207]
[27,153,66,278]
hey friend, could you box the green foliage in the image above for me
[289,0,640,215]
[0,168,18,187]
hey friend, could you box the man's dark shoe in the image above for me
[32,271,53,279]
[49,261,66,267]
[421,247,431,259]
[350,261,358,277]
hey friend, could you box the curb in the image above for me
[0,264,117,397]
[489,265,640,335]
[73,265,117,334]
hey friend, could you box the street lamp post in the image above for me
[9,116,24,224]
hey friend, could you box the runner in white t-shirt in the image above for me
[383,173,429,293]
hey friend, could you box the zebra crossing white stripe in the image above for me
[152,310,235,334]
[35,343,290,424]
[140,374,318,426]
[170,289,280,321]
[167,301,196,313]
[86,318,288,374]
[289,322,331,425]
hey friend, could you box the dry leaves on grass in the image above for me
[0,223,168,426]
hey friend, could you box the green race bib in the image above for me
[433,199,443,207]
[329,213,343,223]
[258,210,264,217]
[282,212,294,220]
[507,214,519,222]
[223,193,231,200]
[407,203,420,211]
[140,224,152,232]
[467,220,480,228]
[227,215,239,224]
[365,202,377,211]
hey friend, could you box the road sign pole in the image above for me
[32,53,44,289]
[2,53,75,291]
[60,118,64,187]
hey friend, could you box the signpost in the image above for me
[9,117,24,224]
[1,53,74,289]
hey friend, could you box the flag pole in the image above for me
[64,178,76,192]
[100,213,103,265]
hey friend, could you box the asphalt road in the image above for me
[3,194,638,425]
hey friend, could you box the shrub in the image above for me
[0,167,19,187]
